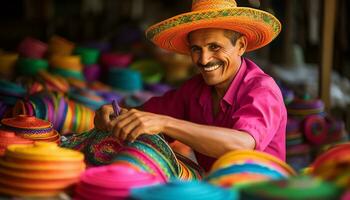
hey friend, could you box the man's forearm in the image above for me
[163,116,256,158]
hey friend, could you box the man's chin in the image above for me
[202,78,219,86]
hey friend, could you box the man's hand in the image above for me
[94,104,127,131]
[112,109,169,142]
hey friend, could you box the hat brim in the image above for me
[146,7,281,55]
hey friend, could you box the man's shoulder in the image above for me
[240,59,283,101]
[243,58,278,89]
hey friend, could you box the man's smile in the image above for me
[203,64,222,72]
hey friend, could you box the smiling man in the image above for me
[94,0,287,172]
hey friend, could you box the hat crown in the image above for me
[192,0,237,11]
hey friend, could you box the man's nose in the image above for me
[198,50,212,65]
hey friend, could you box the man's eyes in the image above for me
[190,44,220,52]
[209,44,220,51]
[190,46,201,52]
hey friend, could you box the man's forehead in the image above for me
[188,28,230,44]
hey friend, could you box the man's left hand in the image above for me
[111,109,168,142]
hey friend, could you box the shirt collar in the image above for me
[199,57,248,107]
[222,57,247,106]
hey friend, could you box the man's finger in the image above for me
[114,119,140,141]
[127,126,143,142]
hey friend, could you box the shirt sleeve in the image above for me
[142,88,186,119]
[142,87,188,143]
[232,86,285,151]
[142,76,203,143]
[142,75,203,119]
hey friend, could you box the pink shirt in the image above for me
[143,58,287,171]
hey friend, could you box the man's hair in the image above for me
[223,30,242,46]
[187,29,242,46]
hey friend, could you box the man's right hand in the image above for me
[94,104,127,131]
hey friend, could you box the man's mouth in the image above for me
[203,64,221,72]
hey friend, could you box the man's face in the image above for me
[188,28,244,88]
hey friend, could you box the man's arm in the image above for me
[164,115,256,158]
[112,109,255,159]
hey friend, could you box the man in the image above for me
[94,0,286,172]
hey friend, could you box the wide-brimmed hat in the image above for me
[146,0,281,55]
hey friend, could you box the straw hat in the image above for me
[146,0,281,54]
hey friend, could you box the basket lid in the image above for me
[1,115,52,130]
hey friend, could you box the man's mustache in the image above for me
[197,61,223,68]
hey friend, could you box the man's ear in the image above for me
[237,35,248,56]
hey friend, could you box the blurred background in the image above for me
[0,0,349,171]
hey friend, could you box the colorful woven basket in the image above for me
[115,134,180,181]
[38,71,70,93]
[0,130,33,156]
[240,176,342,200]
[74,47,100,65]
[48,35,75,56]
[74,164,161,200]
[0,142,85,197]
[130,60,164,84]
[207,150,296,188]
[310,143,350,188]
[100,52,133,68]
[107,68,143,92]
[1,115,59,143]
[68,89,106,110]
[0,52,18,78]
[62,129,182,181]
[17,37,48,59]
[286,143,311,172]
[176,152,204,180]
[303,114,328,145]
[130,180,238,200]
[16,58,49,76]
[0,79,26,98]
[83,64,101,82]
[287,98,325,117]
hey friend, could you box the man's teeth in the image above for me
[203,64,221,72]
